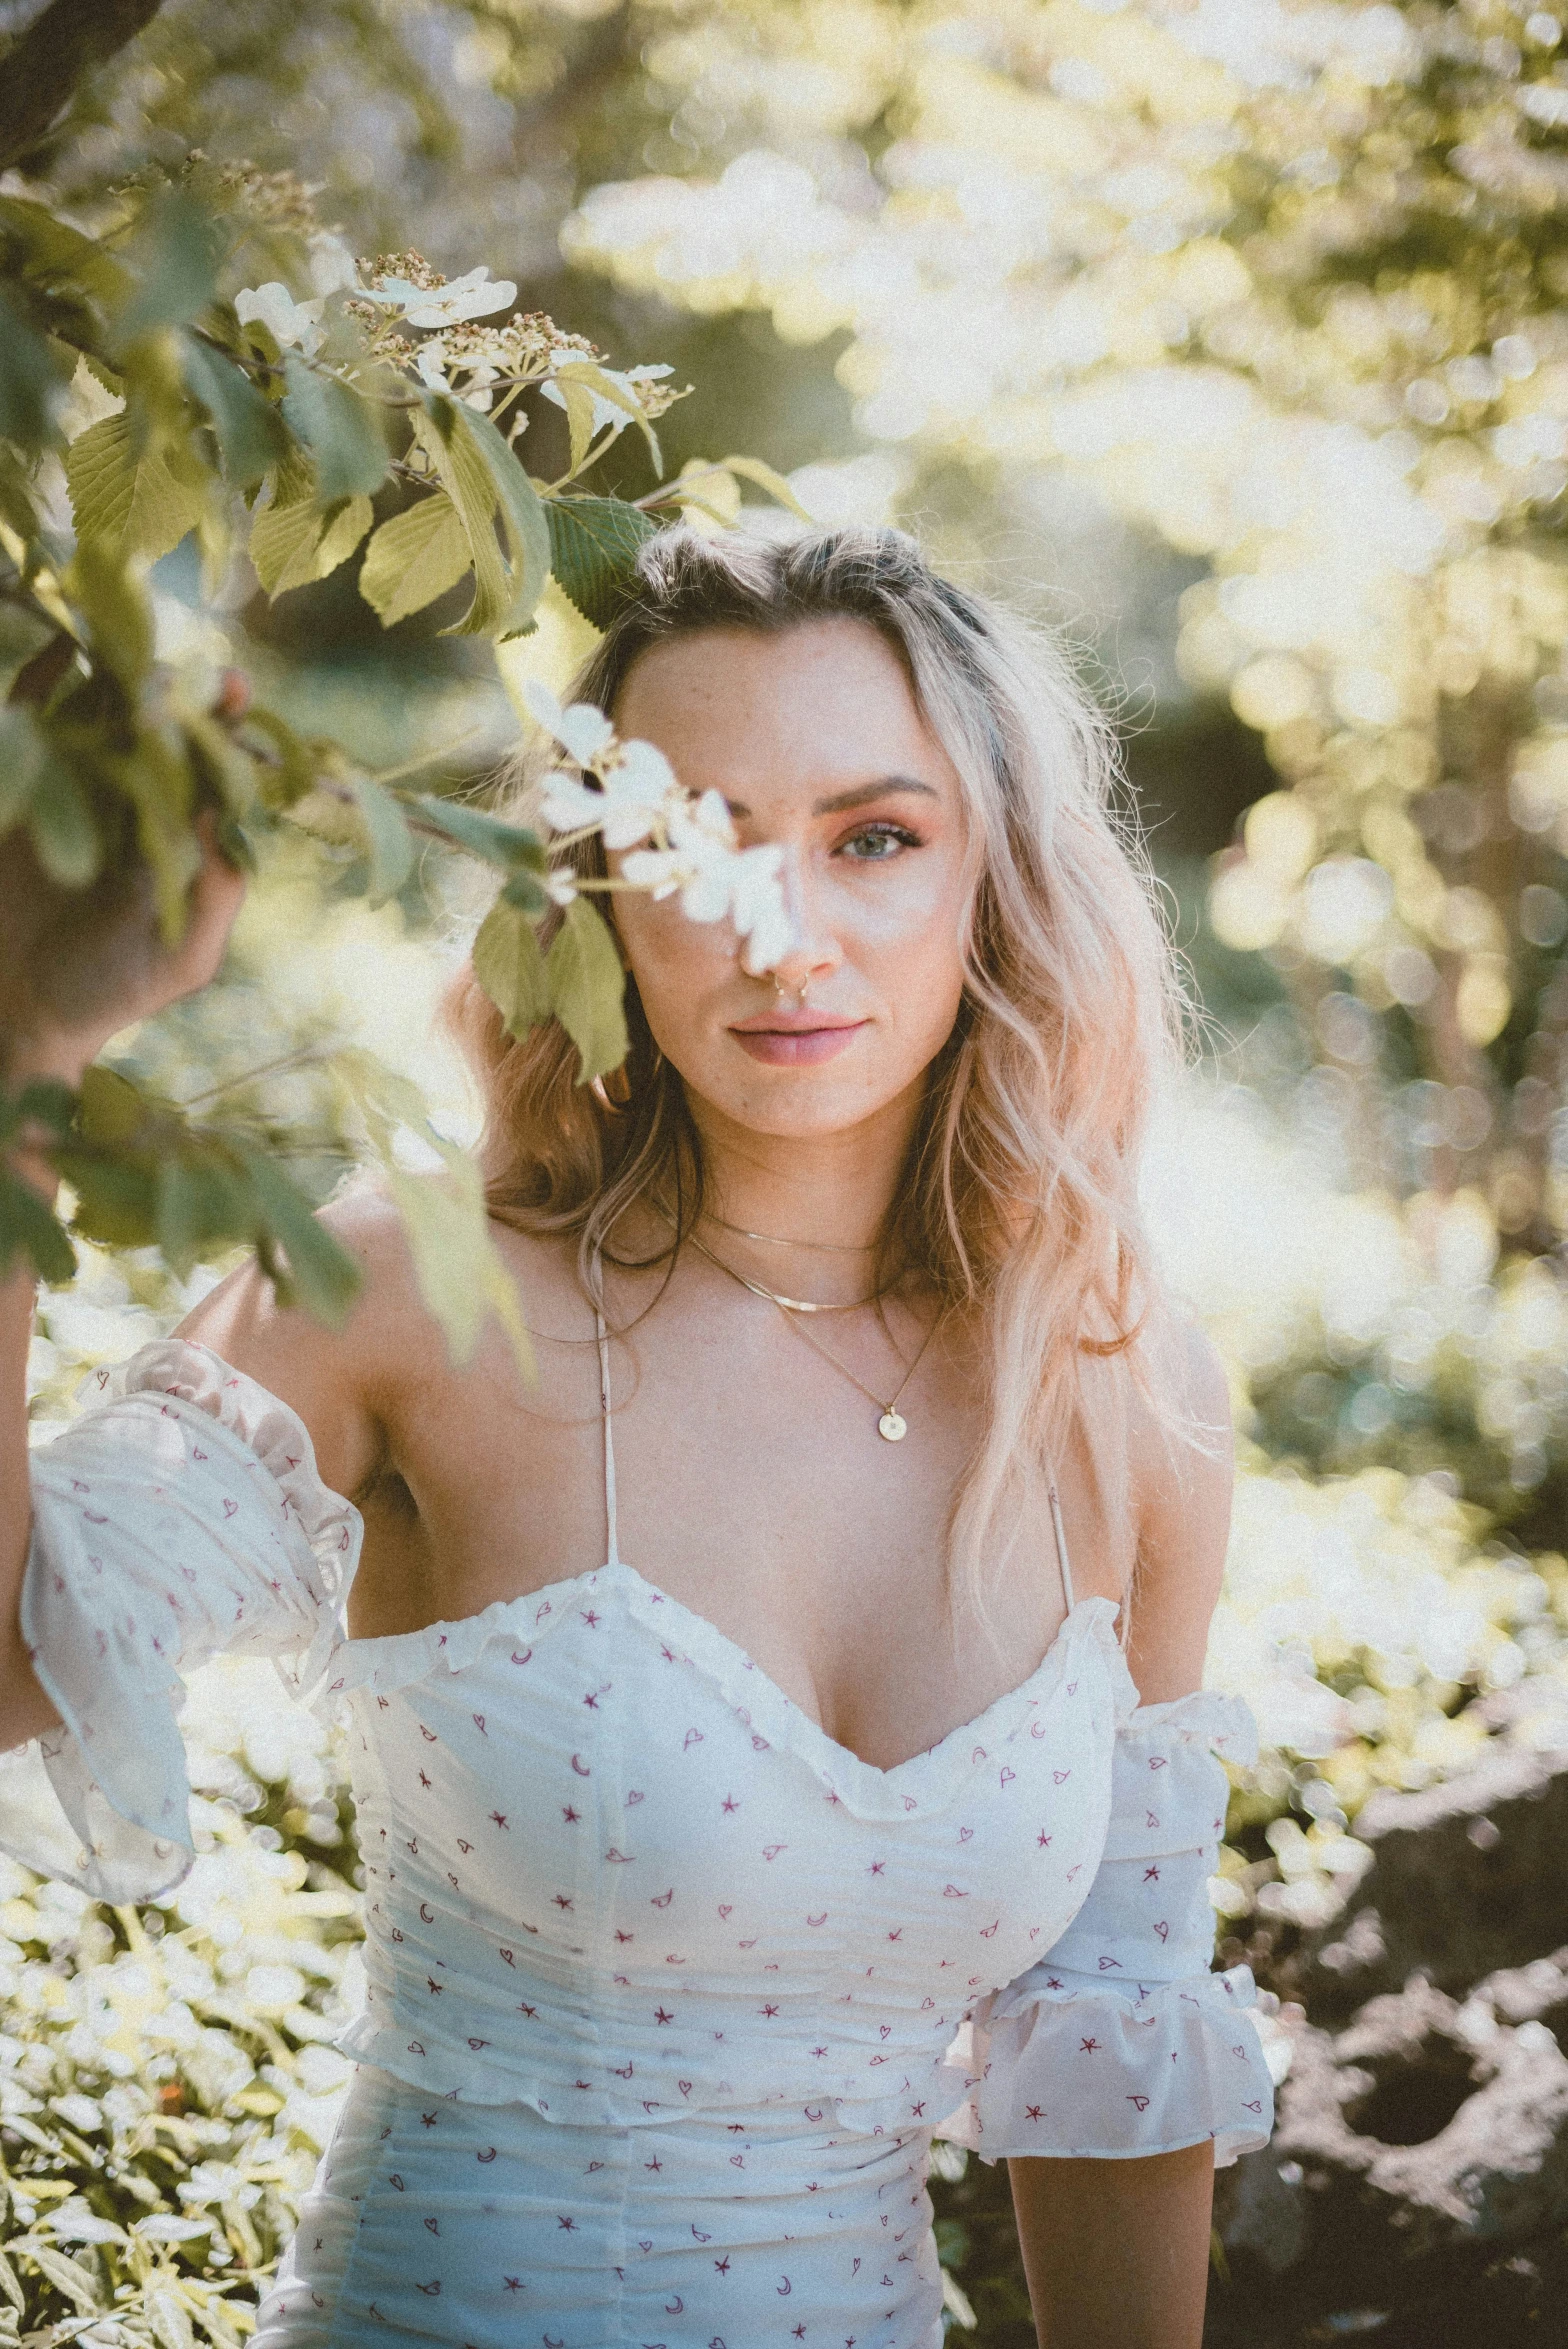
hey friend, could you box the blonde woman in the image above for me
[0,529,1272,2349]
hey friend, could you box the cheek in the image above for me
[832,862,968,1006]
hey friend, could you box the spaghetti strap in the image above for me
[1046,1483,1075,1614]
[593,1301,622,1570]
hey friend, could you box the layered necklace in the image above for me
[659,1203,951,1444]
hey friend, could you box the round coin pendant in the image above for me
[878,1409,908,1443]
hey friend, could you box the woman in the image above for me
[0,528,1272,2349]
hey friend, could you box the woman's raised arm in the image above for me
[0,824,383,1899]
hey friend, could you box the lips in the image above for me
[728,1018,869,1067]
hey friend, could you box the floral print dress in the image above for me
[3,1328,1273,2348]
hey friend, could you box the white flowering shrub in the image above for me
[0,1657,359,2343]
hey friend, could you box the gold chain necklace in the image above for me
[701,1206,879,1255]
[682,1224,950,1444]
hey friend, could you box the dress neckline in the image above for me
[339,1557,1130,1795]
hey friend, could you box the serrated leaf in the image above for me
[251,488,371,596]
[353,772,415,903]
[0,286,69,447]
[0,2242,22,2311]
[553,375,599,475]
[415,399,509,635]
[235,1149,362,1327]
[66,536,154,685]
[65,411,206,564]
[473,892,551,1036]
[181,334,287,487]
[0,1165,76,1283]
[359,491,471,626]
[545,496,658,630]
[27,765,99,885]
[78,1064,148,1145]
[409,793,545,871]
[115,189,224,347]
[719,453,812,519]
[551,360,661,471]
[546,895,628,1081]
[155,1151,254,1279]
[0,705,46,833]
[281,356,389,502]
[383,1159,531,1371]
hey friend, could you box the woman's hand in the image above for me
[0,810,248,1092]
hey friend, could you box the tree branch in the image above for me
[0,0,167,173]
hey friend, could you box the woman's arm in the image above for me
[1,827,249,1746]
[1009,2142,1216,2349]
[1007,1319,1236,2349]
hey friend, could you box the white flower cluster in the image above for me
[233,246,679,436]
[523,680,796,974]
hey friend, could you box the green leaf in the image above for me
[546,895,628,1081]
[551,361,662,471]
[77,1064,147,1145]
[0,706,46,835]
[719,453,813,519]
[408,793,545,871]
[27,765,99,885]
[281,356,389,502]
[180,334,288,487]
[415,398,511,635]
[353,772,416,903]
[553,375,599,475]
[0,287,69,448]
[0,1164,76,1284]
[545,495,658,630]
[359,491,472,626]
[0,195,128,314]
[235,1149,363,1327]
[65,537,154,686]
[464,405,553,637]
[250,487,372,595]
[65,412,206,564]
[115,189,224,347]
[473,892,551,1036]
[155,1151,255,1279]
[382,1158,532,1371]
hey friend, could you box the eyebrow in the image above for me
[721,775,942,819]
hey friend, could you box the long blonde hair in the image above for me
[447,526,1190,1615]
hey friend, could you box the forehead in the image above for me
[613,616,956,800]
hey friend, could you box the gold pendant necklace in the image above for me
[681,1225,949,1442]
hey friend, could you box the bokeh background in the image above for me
[7,2,1568,2343]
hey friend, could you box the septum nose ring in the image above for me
[773,972,810,1008]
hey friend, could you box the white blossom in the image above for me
[360,265,517,329]
[235,282,324,357]
[524,678,618,770]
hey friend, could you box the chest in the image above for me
[344,1585,1121,2005]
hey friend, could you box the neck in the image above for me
[663,1084,923,1305]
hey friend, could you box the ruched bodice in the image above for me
[328,1564,1134,2134]
[5,1337,1274,2346]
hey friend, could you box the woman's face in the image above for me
[610,617,971,1143]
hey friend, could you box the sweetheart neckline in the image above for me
[339,1558,1131,1789]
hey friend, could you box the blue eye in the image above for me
[839,822,920,861]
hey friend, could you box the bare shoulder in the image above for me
[1122,1310,1236,1703]
[174,1179,441,1497]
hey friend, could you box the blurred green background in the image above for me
[8,2,1568,2343]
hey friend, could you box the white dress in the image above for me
[3,1329,1273,2348]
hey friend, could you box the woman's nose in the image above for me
[764,844,841,995]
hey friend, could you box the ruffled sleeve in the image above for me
[0,1339,361,1902]
[942,1690,1273,2167]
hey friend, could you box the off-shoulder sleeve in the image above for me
[942,1691,1273,2167]
[0,1339,362,1902]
